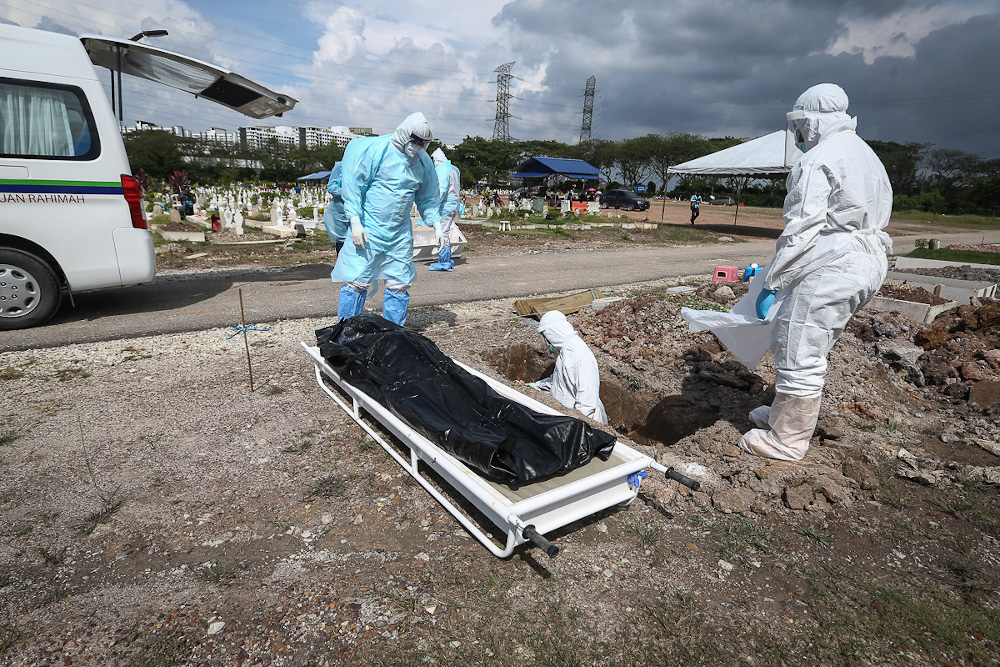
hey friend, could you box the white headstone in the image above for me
[222,207,233,229]
[234,210,244,236]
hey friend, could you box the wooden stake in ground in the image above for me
[239,288,255,392]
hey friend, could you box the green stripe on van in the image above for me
[0,178,121,187]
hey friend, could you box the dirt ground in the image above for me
[2,226,999,665]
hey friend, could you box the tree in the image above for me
[645,133,708,195]
[868,141,926,196]
[122,130,184,180]
[616,136,652,187]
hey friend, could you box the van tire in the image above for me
[0,248,62,330]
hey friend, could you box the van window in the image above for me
[0,77,99,160]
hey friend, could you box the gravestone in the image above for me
[234,210,245,236]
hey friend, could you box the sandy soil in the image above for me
[2,236,1000,665]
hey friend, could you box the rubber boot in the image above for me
[382,288,410,326]
[737,392,822,461]
[337,284,367,320]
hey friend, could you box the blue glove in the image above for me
[755,289,777,319]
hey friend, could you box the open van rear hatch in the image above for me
[80,35,296,119]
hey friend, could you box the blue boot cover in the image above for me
[383,288,410,326]
[429,245,454,271]
[337,284,367,320]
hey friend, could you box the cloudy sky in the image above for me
[4,0,999,157]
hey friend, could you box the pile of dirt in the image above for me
[948,243,1000,253]
[895,263,1000,283]
[905,299,1000,404]
[878,281,951,305]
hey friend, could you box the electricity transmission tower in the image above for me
[580,75,596,142]
[492,62,515,142]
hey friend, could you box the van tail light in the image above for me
[121,174,147,229]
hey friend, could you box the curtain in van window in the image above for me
[0,82,74,157]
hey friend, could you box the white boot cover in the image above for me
[748,405,771,429]
[738,392,822,461]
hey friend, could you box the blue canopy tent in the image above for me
[509,157,606,182]
[297,170,332,182]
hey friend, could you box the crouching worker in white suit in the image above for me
[531,310,608,424]
[682,83,892,461]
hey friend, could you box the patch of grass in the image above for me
[117,627,193,666]
[38,583,75,607]
[76,498,124,536]
[906,247,1000,266]
[282,440,313,454]
[37,546,67,566]
[0,625,20,654]
[0,367,25,381]
[302,475,346,500]
[468,572,515,599]
[626,518,663,548]
[0,573,11,588]
[53,367,91,381]
[709,515,774,558]
[263,384,286,395]
[0,428,23,446]
[893,209,1000,230]
[794,525,834,548]
[864,584,1000,663]
[195,561,246,584]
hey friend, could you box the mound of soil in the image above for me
[878,281,950,305]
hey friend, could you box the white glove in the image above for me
[526,381,540,390]
[350,216,367,250]
[433,220,444,253]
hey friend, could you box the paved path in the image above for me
[2,230,998,352]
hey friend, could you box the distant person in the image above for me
[179,187,196,219]
[530,310,608,424]
[428,148,460,272]
[690,191,703,224]
[323,162,347,254]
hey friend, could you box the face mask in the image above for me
[546,343,557,353]
[405,141,423,158]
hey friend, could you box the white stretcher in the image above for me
[303,343,699,558]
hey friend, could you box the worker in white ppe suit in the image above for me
[332,112,443,326]
[428,148,460,272]
[681,83,892,461]
[322,162,347,254]
[532,310,608,424]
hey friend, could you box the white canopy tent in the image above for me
[669,130,800,224]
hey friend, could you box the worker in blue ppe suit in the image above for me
[530,310,608,424]
[322,162,347,254]
[681,83,892,461]
[428,148,460,271]
[331,112,443,326]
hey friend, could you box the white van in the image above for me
[0,24,295,330]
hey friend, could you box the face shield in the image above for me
[786,110,807,154]
[405,132,427,158]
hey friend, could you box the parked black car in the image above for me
[599,189,650,211]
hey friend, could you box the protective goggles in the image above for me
[409,133,426,146]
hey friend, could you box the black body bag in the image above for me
[316,315,616,485]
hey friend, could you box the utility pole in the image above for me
[580,75,595,143]
[492,62,514,142]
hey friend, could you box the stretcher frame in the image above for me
[303,343,689,558]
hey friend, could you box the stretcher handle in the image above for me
[522,524,559,558]
[665,467,701,492]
